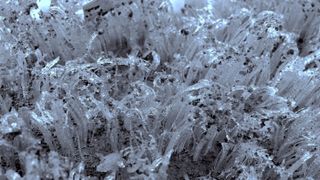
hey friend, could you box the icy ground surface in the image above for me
[1,0,320,179]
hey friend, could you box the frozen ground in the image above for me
[1,0,320,179]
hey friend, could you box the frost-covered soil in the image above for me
[1,0,320,179]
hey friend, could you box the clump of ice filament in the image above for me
[30,0,51,20]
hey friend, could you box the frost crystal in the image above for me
[1,0,320,179]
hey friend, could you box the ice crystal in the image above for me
[1,0,320,179]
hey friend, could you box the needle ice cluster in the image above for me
[1,0,320,179]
